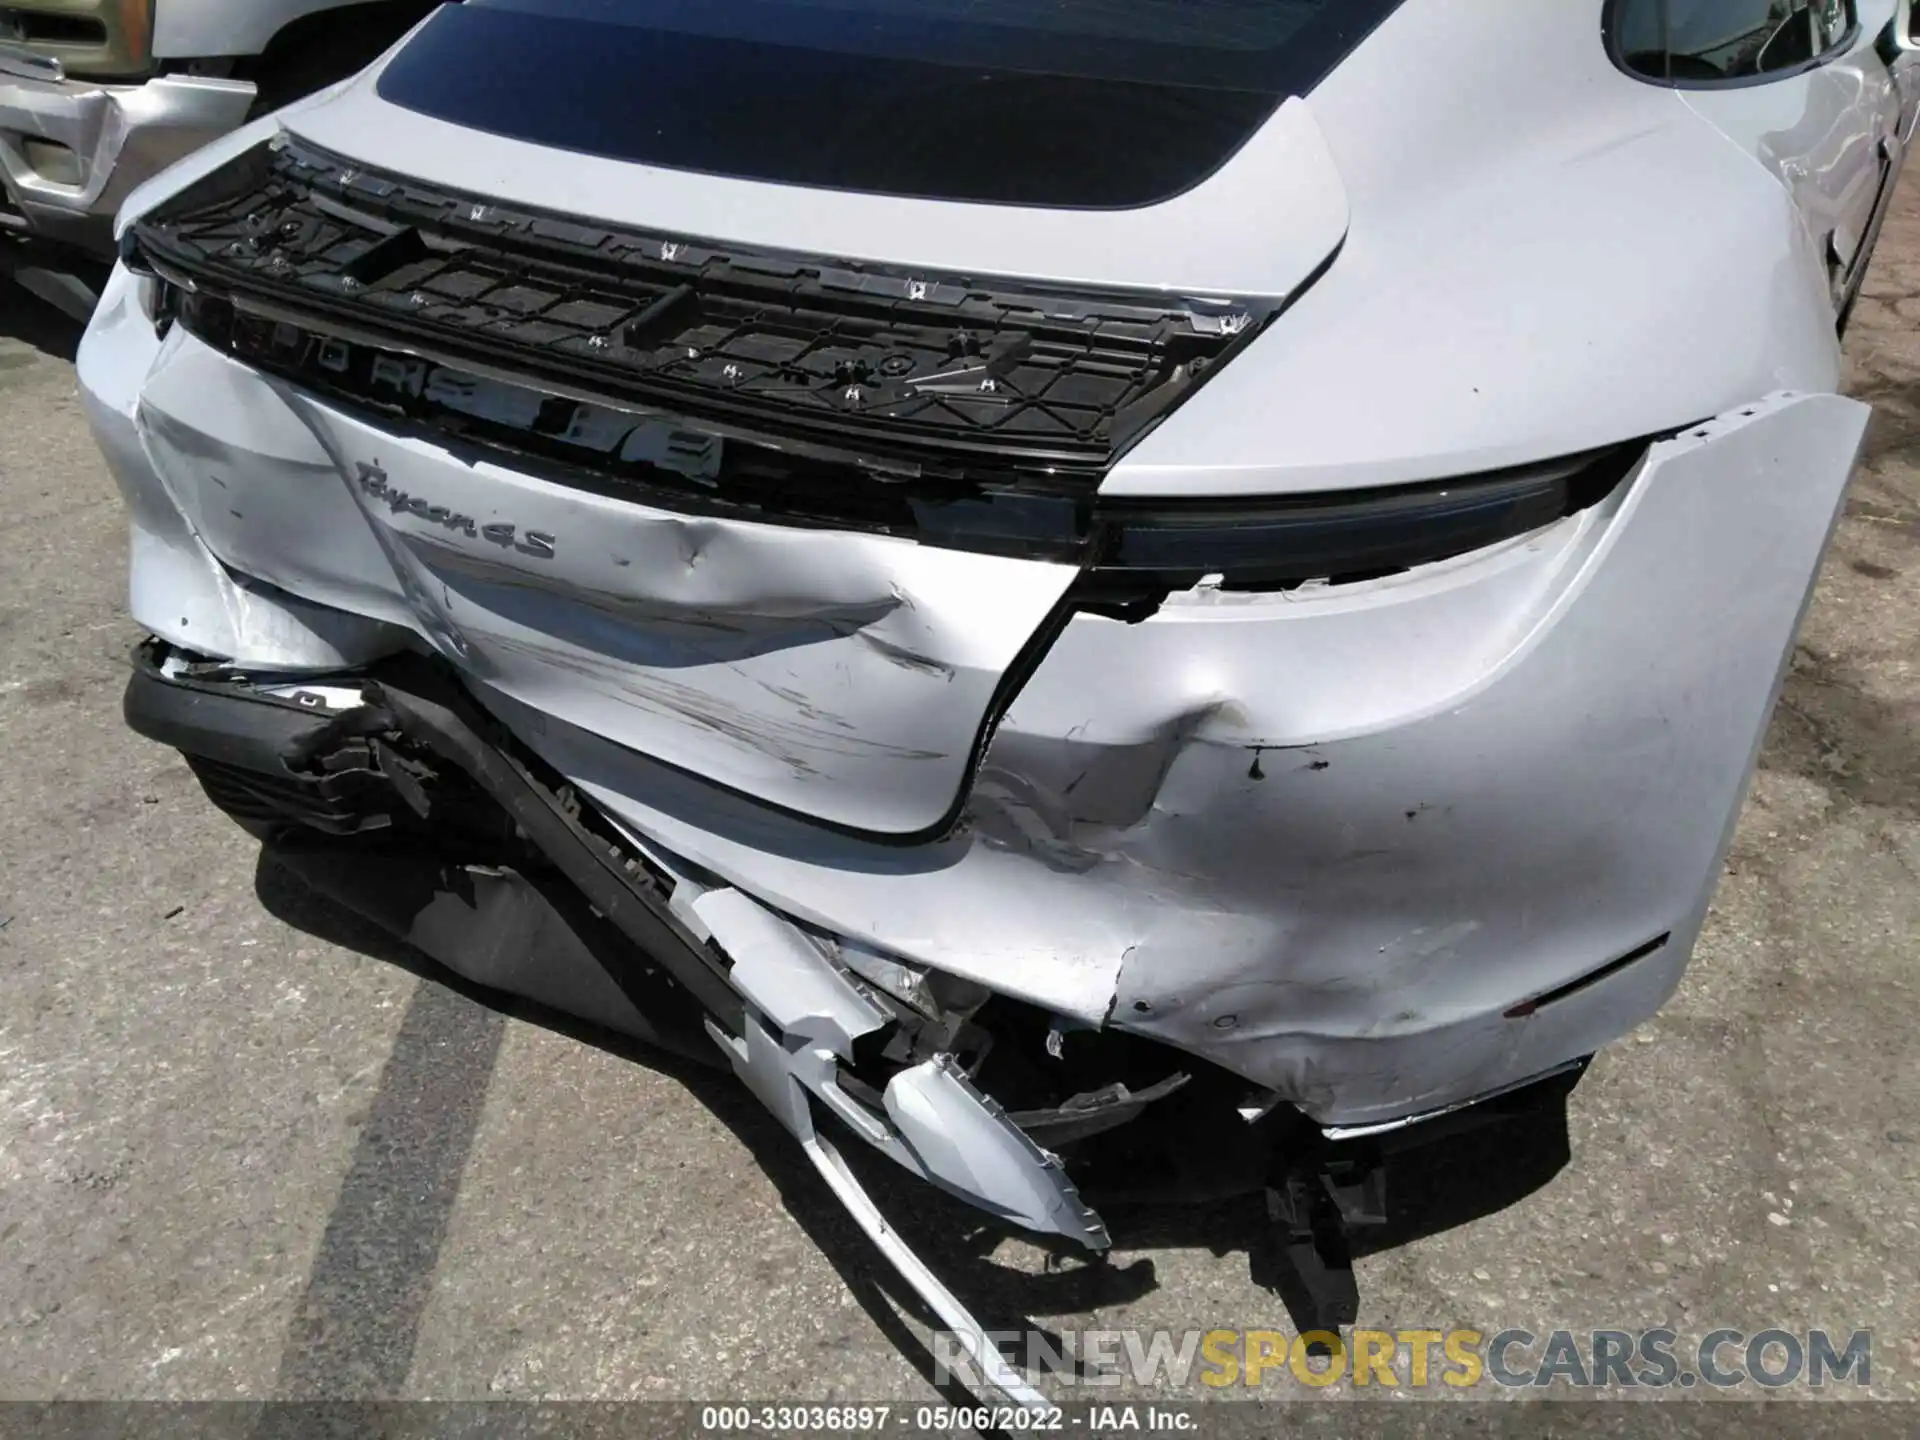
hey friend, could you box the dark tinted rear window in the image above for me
[375,0,1405,209]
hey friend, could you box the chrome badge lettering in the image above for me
[354,461,556,558]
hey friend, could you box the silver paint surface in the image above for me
[73,0,1895,1190]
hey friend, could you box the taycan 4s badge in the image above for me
[354,461,556,558]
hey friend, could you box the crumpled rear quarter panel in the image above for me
[79,253,1869,1125]
[394,395,1868,1124]
[493,395,1869,1122]
[1087,396,1869,1117]
[94,302,1078,836]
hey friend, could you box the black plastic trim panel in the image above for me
[127,137,1277,479]
[123,639,746,1027]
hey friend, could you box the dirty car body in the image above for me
[79,0,1909,1403]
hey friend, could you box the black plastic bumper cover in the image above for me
[121,640,745,1032]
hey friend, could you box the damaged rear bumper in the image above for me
[81,239,1872,1134]
[92,216,1871,1396]
[127,637,1594,1400]
[123,640,1111,1406]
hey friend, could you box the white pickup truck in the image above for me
[1,0,429,264]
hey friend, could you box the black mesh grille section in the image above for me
[128,138,1275,477]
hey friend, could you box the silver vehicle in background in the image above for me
[1,0,431,310]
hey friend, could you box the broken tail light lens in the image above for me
[1083,443,1644,596]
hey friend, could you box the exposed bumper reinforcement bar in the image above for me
[122,639,1094,1408]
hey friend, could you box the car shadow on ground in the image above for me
[0,263,96,362]
[250,847,1575,1402]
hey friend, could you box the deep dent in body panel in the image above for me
[120,322,1076,832]
[69,3,1901,1399]
[82,276,1871,1420]
[1083,399,1865,1119]
[87,252,1869,1127]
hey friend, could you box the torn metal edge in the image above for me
[707,1013,1054,1410]
[800,1128,1052,1410]
[689,883,1124,1409]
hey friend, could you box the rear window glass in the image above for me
[375,0,1406,209]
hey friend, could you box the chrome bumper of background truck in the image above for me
[0,49,252,253]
